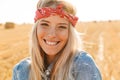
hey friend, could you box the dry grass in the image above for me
[0,21,120,80]
[76,20,120,80]
[0,24,32,80]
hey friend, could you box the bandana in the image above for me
[34,4,78,26]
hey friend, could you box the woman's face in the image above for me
[37,15,69,58]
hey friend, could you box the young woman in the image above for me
[12,0,102,80]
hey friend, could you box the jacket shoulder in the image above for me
[12,57,31,80]
[72,51,102,80]
[74,51,95,65]
[13,57,31,71]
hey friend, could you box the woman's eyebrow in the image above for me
[40,20,50,23]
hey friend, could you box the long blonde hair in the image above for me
[29,0,82,80]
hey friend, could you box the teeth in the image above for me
[46,41,58,46]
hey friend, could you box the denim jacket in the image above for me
[12,51,102,80]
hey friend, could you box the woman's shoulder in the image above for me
[72,51,102,80]
[72,50,99,72]
[13,57,31,77]
[12,57,31,80]
[13,57,31,71]
[74,51,95,64]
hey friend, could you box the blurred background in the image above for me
[0,0,120,80]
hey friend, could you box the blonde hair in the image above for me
[29,0,82,80]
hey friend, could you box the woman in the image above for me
[12,0,102,80]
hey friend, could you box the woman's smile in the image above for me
[43,39,60,46]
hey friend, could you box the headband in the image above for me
[34,4,78,26]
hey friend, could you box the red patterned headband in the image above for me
[34,4,78,26]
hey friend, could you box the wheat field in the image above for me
[0,21,120,80]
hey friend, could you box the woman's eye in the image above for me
[58,26,68,29]
[40,23,49,26]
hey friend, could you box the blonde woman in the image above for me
[12,0,102,80]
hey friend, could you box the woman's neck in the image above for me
[46,53,60,67]
[46,55,55,65]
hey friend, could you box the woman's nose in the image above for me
[47,28,56,38]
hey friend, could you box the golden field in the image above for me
[0,21,120,80]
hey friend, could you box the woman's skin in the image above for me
[37,15,69,65]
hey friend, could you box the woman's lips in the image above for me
[44,39,60,46]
